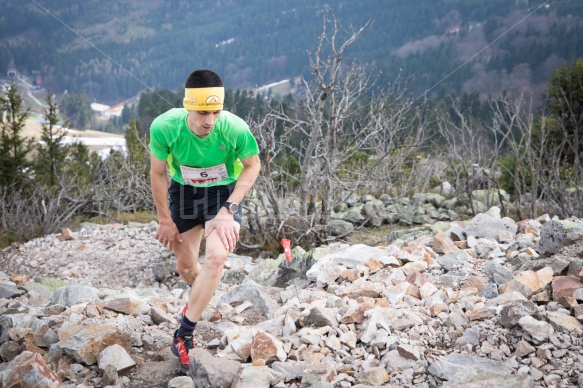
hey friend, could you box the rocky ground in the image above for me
[1,207,583,387]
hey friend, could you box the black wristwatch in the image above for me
[223,201,239,214]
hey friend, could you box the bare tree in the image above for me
[247,11,428,247]
[436,98,508,216]
[490,93,552,219]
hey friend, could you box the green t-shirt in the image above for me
[149,108,259,187]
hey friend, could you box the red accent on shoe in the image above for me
[171,330,195,374]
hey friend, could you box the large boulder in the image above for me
[464,207,517,242]
[535,218,583,255]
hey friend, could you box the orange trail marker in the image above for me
[281,239,292,262]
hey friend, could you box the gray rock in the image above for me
[382,349,419,372]
[499,300,538,328]
[222,269,246,284]
[473,238,505,258]
[168,376,195,388]
[518,316,554,343]
[51,285,100,307]
[191,348,240,388]
[387,225,433,244]
[151,263,171,282]
[397,205,415,226]
[484,261,514,285]
[437,251,469,271]
[464,207,517,242]
[327,219,355,236]
[379,194,393,204]
[98,344,136,374]
[454,327,480,347]
[446,223,466,241]
[428,354,513,382]
[234,364,285,387]
[442,373,534,387]
[0,283,25,299]
[219,280,280,320]
[478,283,498,299]
[344,205,366,224]
[102,363,120,386]
[301,306,338,328]
[439,271,467,288]
[535,218,583,255]
[514,257,570,275]
[271,361,308,383]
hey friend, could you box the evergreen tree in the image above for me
[0,83,33,187]
[125,118,149,176]
[546,58,583,165]
[35,93,68,187]
[59,92,93,129]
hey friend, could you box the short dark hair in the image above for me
[185,69,223,88]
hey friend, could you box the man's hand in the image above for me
[155,220,183,250]
[205,212,240,252]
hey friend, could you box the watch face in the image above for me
[228,202,239,213]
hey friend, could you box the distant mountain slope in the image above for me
[1,0,581,103]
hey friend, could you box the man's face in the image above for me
[188,110,221,137]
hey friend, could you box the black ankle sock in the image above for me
[177,315,196,338]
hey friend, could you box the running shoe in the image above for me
[171,330,195,374]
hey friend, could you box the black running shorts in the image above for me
[169,180,243,234]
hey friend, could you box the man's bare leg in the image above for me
[173,226,204,285]
[184,230,229,322]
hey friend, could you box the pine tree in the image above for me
[0,83,34,187]
[35,93,69,187]
[125,118,149,176]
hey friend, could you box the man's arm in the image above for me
[205,154,261,250]
[227,154,261,204]
[150,153,182,248]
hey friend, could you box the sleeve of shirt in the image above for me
[149,118,170,161]
[234,122,260,160]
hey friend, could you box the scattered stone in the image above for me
[2,213,583,387]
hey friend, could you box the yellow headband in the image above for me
[183,87,224,111]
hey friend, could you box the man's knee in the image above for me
[204,250,228,275]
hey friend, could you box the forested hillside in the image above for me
[1,0,582,104]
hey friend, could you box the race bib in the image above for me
[181,164,228,186]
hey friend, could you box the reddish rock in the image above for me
[210,312,222,322]
[463,276,488,292]
[335,281,384,299]
[515,267,554,294]
[498,230,514,242]
[339,304,372,324]
[375,298,390,308]
[57,324,131,365]
[104,297,149,316]
[250,331,278,365]
[552,275,583,301]
[56,228,74,241]
[236,342,252,362]
[364,258,384,272]
[9,274,28,285]
[1,351,61,387]
[429,303,445,316]
[535,214,551,223]
[454,241,469,249]
[406,271,432,287]
[432,232,457,254]
[404,283,421,299]
[340,268,360,282]
[355,296,376,306]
